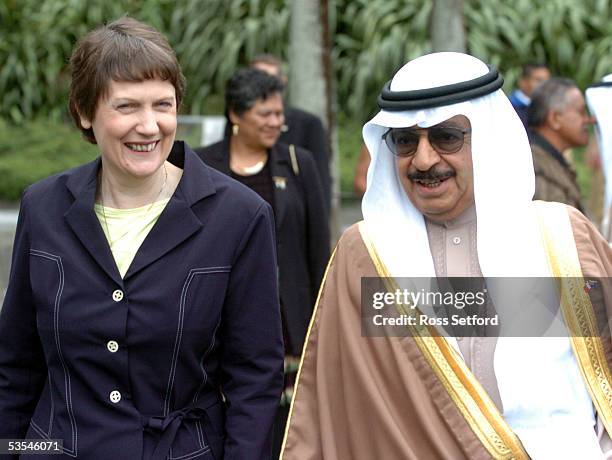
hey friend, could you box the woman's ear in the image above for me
[79,113,92,130]
[228,110,240,126]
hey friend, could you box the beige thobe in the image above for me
[426,205,612,457]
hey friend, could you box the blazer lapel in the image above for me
[124,142,216,280]
[64,158,124,286]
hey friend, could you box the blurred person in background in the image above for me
[527,78,594,212]
[0,17,283,460]
[250,54,331,212]
[195,67,330,459]
[509,62,551,128]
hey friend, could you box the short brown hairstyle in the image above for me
[68,16,186,144]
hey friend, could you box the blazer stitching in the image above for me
[163,267,229,456]
[30,420,78,458]
[30,249,78,456]
[169,445,211,460]
[163,266,230,417]
[193,316,222,448]
[195,420,204,450]
[47,370,54,436]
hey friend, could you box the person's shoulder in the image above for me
[334,222,373,260]
[189,150,270,220]
[530,143,556,171]
[338,222,363,248]
[329,221,380,277]
[193,140,226,166]
[276,142,315,164]
[279,142,313,161]
[194,140,224,156]
[563,203,601,238]
[175,144,270,225]
[285,106,324,127]
[276,142,320,180]
[25,159,97,201]
[533,201,603,243]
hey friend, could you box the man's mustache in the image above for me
[407,169,455,181]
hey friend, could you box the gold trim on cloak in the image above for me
[358,221,529,460]
[280,246,338,457]
[533,201,612,435]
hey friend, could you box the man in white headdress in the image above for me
[586,75,612,242]
[281,53,612,459]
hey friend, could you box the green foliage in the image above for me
[0,119,97,200]
[465,0,612,94]
[337,114,364,194]
[334,0,432,121]
[3,0,612,123]
[0,0,289,123]
[1,0,609,199]
[164,0,289,115]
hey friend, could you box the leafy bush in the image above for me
[0,0,288,122]
[0,119,97,200]
[1,0,607,199]
[4,0,612,124]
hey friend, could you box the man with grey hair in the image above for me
[527,78,594,211]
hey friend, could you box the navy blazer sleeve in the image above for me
[220,201,284,459]
[0,191,47,440]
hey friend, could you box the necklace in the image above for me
[99,164,168,248]
[241,160,265,175]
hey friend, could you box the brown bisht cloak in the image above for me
[281,203,612,460]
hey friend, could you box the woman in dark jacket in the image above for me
[195,68,330,456]
[0,18,283,460]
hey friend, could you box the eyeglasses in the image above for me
[383,126,472,157]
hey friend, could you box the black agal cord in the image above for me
[378,66,504,111]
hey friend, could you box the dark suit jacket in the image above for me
[0,142,283,459]
[195,138,330,356]
[279,107,331,211]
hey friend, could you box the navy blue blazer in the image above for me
[0,142,284,459]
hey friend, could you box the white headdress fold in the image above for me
[586,74,612,239]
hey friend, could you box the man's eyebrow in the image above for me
[434,122,468,129]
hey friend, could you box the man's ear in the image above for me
[547,109,562,130]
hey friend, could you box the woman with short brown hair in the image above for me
[0,17,283,460]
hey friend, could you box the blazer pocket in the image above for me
[27,376,54,437]
[169,398,225,460]
[29,250,64,330]
[180,267,231,335]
